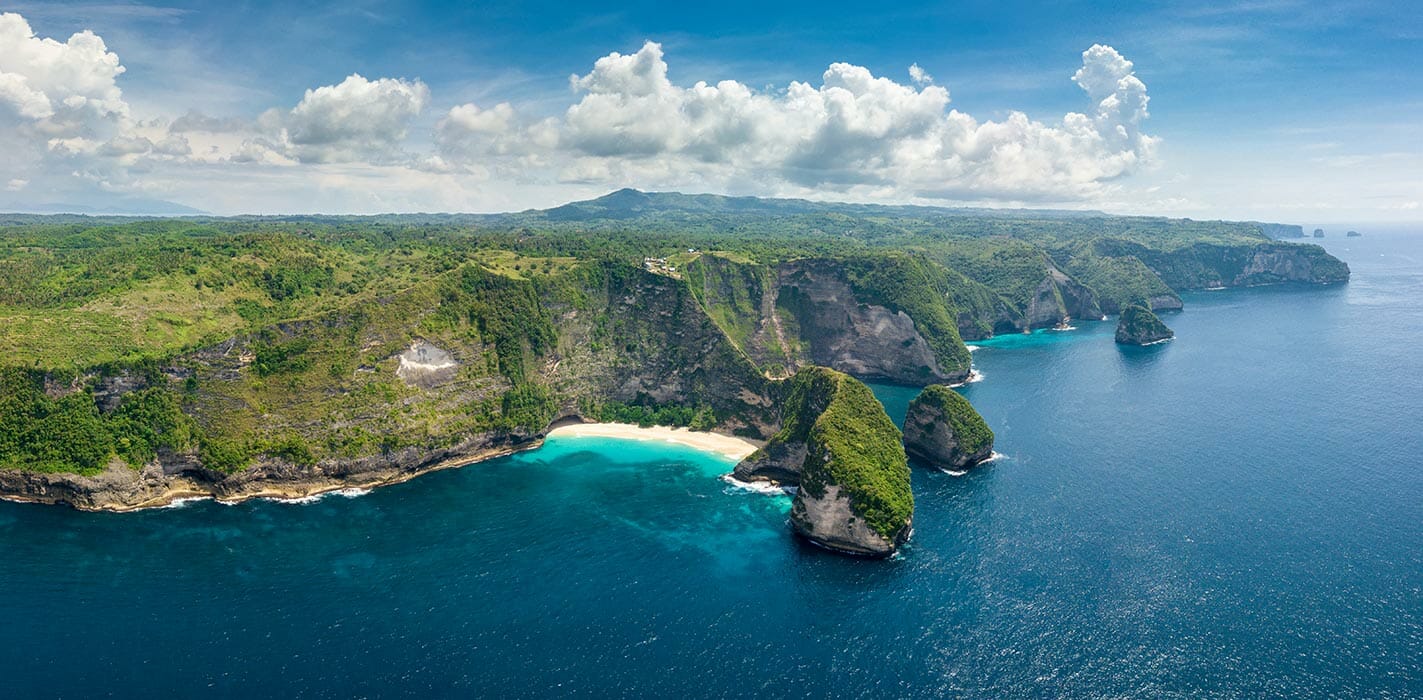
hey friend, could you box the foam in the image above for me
[158,496,211,509]
[719,474,792,497]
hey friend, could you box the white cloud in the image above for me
[908,63,933,85]
[0,12,128,133]
[280,74,430,163]
[435,41,1159,201]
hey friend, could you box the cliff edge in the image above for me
[735,367,913,557]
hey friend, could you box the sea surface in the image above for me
[4,230,1422,698]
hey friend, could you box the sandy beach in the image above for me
[546,423,760,461]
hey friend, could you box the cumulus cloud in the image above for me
[2,7,1165,213]
[435,41,1158,201]
[0,12,129,132]
[279,74,430,163]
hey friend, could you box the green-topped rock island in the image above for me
[1115,304,1176,345]
[903,385,996,471]
[734,367,913,557]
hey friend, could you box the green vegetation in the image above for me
[909,385,994,458]
[0,191,1346,477]
[0,369,197,474]
[1115,304,1174,345]
[840,253,973,377]
[767,367,912,539]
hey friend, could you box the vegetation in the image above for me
[767,367,912,539]
[0,190,1345,477]
[1115,304,1175,345]
[909,385,994,459]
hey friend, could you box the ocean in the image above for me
[2,230,1421,697]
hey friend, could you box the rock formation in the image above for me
[1115,304,1174,345]
[902,385,995,470]
[735,367,913,557]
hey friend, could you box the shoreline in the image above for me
[0,422,764,514]
[545,422,759,461]
[0,441,542,514]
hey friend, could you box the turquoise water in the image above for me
[4,231,1423,697]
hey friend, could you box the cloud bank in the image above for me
[0,10,1159,212]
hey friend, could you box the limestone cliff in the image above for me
[903,385,995,471]
[776,260,961,385]
[736,367,913,557]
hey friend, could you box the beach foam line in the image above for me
[546,423,759,461]
[158,496,211,509]
[719,473,793,496]
[265,487,373,505]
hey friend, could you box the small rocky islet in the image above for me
[1115,304,1175,345]
[903,385,996,472]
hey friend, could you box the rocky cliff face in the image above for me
[736,367,913,557]
[0,432,534,511]
[776,260,960,384]
[902,385,995,471]
[1115,305,1174,345]
[1257,223,1306,239]
[1024,264,1102,328]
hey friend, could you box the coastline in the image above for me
[0,422,763,514]
[0,440,542,514]
[546,423,759,462]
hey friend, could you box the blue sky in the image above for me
[1,0,1418,222]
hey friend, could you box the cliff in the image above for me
[735,367,913,557]
[1257,223,1306,239]
[1115,305,1174,345]
[902,385,995,470]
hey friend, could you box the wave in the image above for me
[949,369,985,387]
[941,451,1007,476]
[719,474,792,497]
[158,496,211,510]
[965,344,981,353]
[266,487,372,505]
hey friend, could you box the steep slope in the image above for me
[735,367,913,557]
[903,385,995,470]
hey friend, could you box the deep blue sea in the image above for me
[4,231,1422,698]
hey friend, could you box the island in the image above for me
[0,190,1351,556]
[1314,228,1325,238]
[902,385,996,472]
[734,367,912,556]
[1347,230,1363,237]
[1115,304,1175,345]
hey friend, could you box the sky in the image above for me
[0,0,1419,223]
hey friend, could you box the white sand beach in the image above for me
[546,423,759,461]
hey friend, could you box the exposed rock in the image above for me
[1115,304,1174,346]
[736,367,913,557]
[1313,228,1325,238]
[776,260,961,384]
[1257,223,1305,239]
[903,385,995,470]
[395,340,458,388]
[1024,263,1102,330]
[0,432,537,512]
